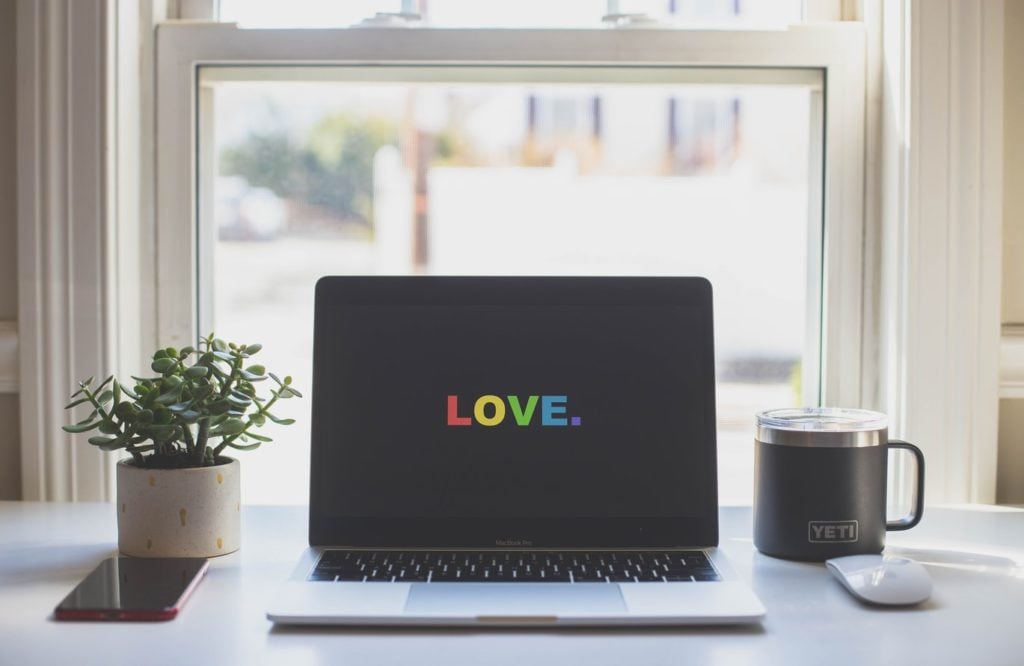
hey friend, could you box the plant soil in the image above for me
[122,454,234,470]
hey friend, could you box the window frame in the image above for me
[155,23,868,411]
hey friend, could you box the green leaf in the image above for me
[97,390,114,405]
[244,343,263,355]
[162,375,183,389]
[63,421,100,434]
[284,375,293,385]
[246,432,272,442]
[226,441,262,451]
[231,387,255,400]
[212,350,235,363]
[251,413,266,427]
[143,424,176,440]
[154,391,181,406]
[87,435,119,447]
[64,397,90,410]
[209,418,246,436]
[153,349,169,360]
[180,410,201,422]
[99,420,120,435]
[151,357,175,373]
[167,401,193,413]
[275,387,301,400]
[265,413,295,426]
[184,365,209,379]
[96,376,114,392]
[112,379,121,405]
[180,346,196,356]
[268,372,282,385]
[212,338,228,352]
[227,393,251,407]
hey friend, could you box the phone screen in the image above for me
[55,557,208,621]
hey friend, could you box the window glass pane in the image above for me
[202,69,819,505]
[218,0,802,29]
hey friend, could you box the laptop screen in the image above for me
[309,277,719,547]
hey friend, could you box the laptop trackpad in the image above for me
[405,583,626,617]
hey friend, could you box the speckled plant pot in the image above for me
[117,458,240,558]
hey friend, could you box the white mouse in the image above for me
[825,554,932,606]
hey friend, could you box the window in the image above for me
[156,18,866,506]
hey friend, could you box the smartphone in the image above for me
[54,556,209,621]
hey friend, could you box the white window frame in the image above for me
[154,23,868,413]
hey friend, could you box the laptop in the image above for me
[267,276,765,626]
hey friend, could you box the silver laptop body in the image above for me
[268,277,765,626]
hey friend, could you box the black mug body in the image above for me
[754,441,887,561]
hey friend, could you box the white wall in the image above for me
[0,0,21,500]
[997,0,1024,504]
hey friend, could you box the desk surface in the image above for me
[1,502,1022,666]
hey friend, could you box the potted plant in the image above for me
[63,333,301,557]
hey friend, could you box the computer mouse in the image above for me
[825,554,932,606]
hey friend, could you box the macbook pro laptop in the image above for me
[267,276,765,626]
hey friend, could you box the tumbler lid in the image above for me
[756,407,887,447]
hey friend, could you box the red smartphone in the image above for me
[54,556,209,621]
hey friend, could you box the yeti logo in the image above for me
[808,520,859,543]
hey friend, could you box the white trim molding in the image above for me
[16,0,113,501]
[1001,326,1024,399]
[0,322,17,393]
[891,0,1004,503]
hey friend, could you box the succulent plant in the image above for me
[63,333,301,468]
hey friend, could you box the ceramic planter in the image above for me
[117,458,240,557]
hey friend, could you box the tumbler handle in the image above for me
[886,440,925,531]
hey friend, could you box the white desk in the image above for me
[1,502,1022,666]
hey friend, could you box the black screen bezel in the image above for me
[309,276,719,548]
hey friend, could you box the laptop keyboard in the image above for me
[309,550,721,583]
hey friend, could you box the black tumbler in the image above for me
[753,408,925,561]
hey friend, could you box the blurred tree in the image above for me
[221,130,296,194]
[220,113,397,225]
